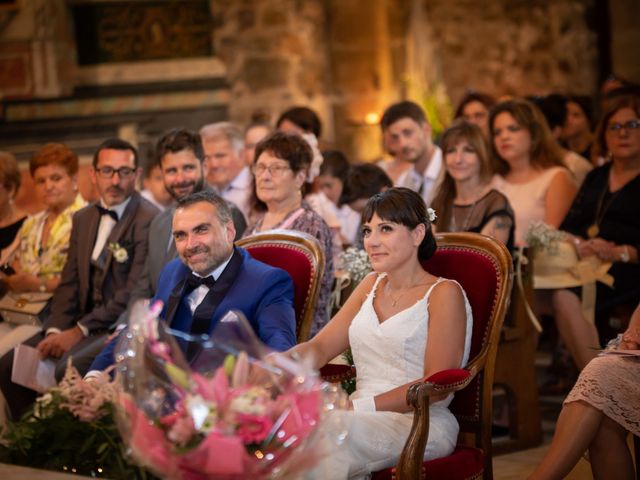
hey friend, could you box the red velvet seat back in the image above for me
[422,246,500,424]
[242,244,313,335]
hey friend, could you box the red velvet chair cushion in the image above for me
[370,445,484,480]
[243,245,312,329]
[426,368,470,387]
[422,248,499,422]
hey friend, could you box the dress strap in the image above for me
[423,277,446,301]
[367,272,387,299]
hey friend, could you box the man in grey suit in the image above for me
[0,138,159,420]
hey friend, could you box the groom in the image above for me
[89,190,297,371]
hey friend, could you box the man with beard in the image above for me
[0,138,159,419]
[60,129,247,376]
[132,128,246,301]
[380,101,444,203]
[89,190,296,371]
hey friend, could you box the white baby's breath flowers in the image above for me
[524,221,566,253]
[339,247,372,286]
[427,208,437,223]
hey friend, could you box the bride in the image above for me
[292,187,473,478]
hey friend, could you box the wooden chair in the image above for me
[236,229,325,343]
[322,232,513,479]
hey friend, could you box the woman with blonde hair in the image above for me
[490,98,577,246]
[431,120,514,250]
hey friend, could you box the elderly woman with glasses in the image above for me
[0,144,86,354]
[552,94,640,371]
[246,131,334,337]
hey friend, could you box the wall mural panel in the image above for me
[72,0,212,65]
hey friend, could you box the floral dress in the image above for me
[246,201,334,337]
[15,194,87,279]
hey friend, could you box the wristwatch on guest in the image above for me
[619,245,630,263]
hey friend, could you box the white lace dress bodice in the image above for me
[307,274,473,479]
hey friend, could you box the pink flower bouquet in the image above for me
[113,303,346,479]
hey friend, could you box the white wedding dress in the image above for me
[308,274,473,479]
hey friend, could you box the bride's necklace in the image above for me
[386,275,428,307]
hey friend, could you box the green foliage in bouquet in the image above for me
[341,347,357,395]
[0,364,155,480]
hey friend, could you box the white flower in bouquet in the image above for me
[228,386,271,416]
[524,221,566,254]
[339,247,372,286]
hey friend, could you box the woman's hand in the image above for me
[619,328,640,350]
[5,272,39,292]
[587,238,617,261]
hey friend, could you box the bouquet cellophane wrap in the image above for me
[113,302,347,479]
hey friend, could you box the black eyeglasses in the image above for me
[606,119,640,133]
[94,166,136,179]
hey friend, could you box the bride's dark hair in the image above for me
[361,187,437,261]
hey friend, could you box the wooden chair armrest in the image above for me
[319,364,356,383]
[396,369,472,480]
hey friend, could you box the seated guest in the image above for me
[276,105,322,139]
[67,128,251,371]
[140,159,173,211]
[247,131,334,337]
[341,163,393,248]
[561,95,596,164]
[533,94,593,186]
[454,90,496,138]
[274,106,342,242]
[431,120,514,251]
[0,152,26,266]
[342,163,393,214]
[0,144,86,354]
[529,302,640,480]
[292,188,473,478]
[381,101,443,203]
[200,122,251,227]
[490,98,577,247]
[130,128,247,304]
[243,118,271,167]
[89,190,296,371]
[552,94,640,369]
[315,150,360,247]
[0,138,159,420]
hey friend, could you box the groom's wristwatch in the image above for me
[619,245,630,263]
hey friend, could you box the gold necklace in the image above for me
[386,275,428,307]
[587,173,622,239]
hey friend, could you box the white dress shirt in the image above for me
[91,197,131,261]
[394,146,444,204]
[217,167,253,223]
[186,252,233,314]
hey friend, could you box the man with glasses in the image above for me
[0,138,159,420]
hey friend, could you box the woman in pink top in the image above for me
[489,99,577,246]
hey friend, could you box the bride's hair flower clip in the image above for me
[427,208,437,223]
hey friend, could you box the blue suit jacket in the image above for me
[90,248,296,371]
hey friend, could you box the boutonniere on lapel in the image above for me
[108,242,129,263]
